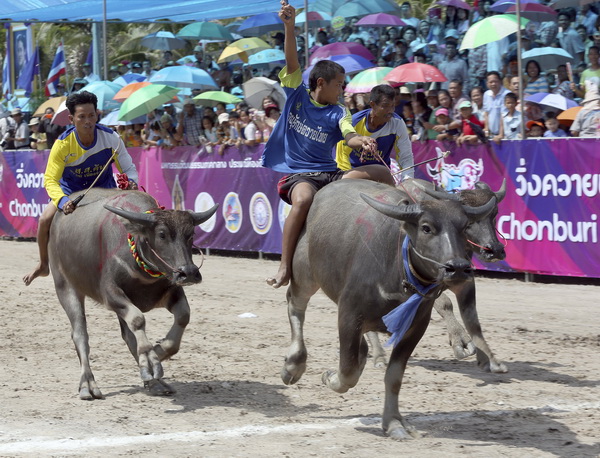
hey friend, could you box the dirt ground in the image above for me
[0,240,599,457]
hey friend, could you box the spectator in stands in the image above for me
[558,11,585,67]
[572,46,600,98]
[470,86,485,121]
[142,60,156,78]
[544,114,568,138]
[400,1,419,28]
[426,89,439,110]
[432,108,459,141]
[553,64,576,99]
[159,113,180,148]
[400,26,418,57]
[443,6,459,31]
[483,71,510,138]
[456,7,470,35]
[448,79,468,120]
[37,107,65,149]
[176,99,203,146]
[578,4,598,36]
[468,44,488,90]
[571,77,600,137]
[28,118,47,150]
[411,92,434,141]
[81,63,100,83]
[237,109,261,146]
[142,120,163,148]
[439,39,469,91]
[495,92,522,143]
[576,24,592,50]
[524,60,550,97]
[6,109,30,150]
[392,39,410,67]
[456,101,485,146]
[526,120,545,138]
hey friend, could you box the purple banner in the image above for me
[2,139,599,278]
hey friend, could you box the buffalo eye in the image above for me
[421,224,432,234]
[158,231,166,240]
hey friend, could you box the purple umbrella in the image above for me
[356,13,407,27]
[309,42,376,65]
[524,92,579,111]
[302,54,376,85]
[237,12,284,37]
[436,0,473,10]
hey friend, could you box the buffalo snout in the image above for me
[442,259,473,281]
[174,265,202,286]
[480,243,506,262]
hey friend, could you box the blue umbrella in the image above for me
[244,49,285,69]
[522,47,573,70]
[237,12,284,37]
[113,74,147,86]
[140,31,186,51]
[332,0,400,18]
[524,92,579,111]
[177,55,198,65]
[78,80,121,111]
[149,66,218,90]
[302,54,376,85]
[99,109,147,126]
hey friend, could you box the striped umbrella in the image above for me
[345,67,395,93]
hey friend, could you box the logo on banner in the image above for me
[426,157,484,192]
[278,200,292,232]
[194,192,217,233]
[249,192,272,235]
[223,192,242,233]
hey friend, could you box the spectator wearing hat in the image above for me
[215,112,233,151]
[108,66,120,80]
[118,60,130,75]
[70,78,88,93]
[432,107,459,141]
[526,120,545,138]
[82,63,100,84]
[130,62,143,74]
[495,92,522,143]
[141,60,156,78]
[7,109,30,150]
[158,113,180,148]
[28,117,47,150]
[177,99,203,146]
[0,108,17,150]
[438,39,469,92]
[456,101,485,146]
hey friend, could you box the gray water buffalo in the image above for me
[281,179,495,440]
[48,188,217,399]
[366,179,508,373]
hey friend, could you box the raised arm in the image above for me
[279,1,299,74]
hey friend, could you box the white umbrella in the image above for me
[242,77,286,109]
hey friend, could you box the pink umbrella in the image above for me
[502,3,557,22]
[436,0,473,9]
[384,62,448,83]
[309,42,376,65]
[356,13,407,27]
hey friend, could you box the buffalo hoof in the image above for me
[321,370,350,394]
[452,341,477,360]
[144,379,176,396]
[385,419,421,441]
[281,356,306,385]
[79,381,103,400]
[373,355,387,369]
[488,360,508,373]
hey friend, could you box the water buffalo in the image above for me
[281,179,495,440]
[366,179,508,373]
[48,188,217,399]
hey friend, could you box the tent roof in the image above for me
[1,0,308,23]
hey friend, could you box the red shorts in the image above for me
[277,170,346,205]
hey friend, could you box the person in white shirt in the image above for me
[82,63,100,83]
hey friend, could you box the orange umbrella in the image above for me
[557,105,582,127]
[113,81,152,102]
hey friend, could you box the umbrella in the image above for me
[501,3,557,22]
[302,54,377,85]
[33,96,66,117]
[237,12,283,37]
[51,100,70,126]
[112,74,147,86]
[79,80,122,111]
[524,93,580,111]
[459,14,529,51]
[522,47,573,70]
[309,42,376,65]
[436,0,473,10]
[113,81,152,102]
[549,0,595,8]
[118,84,180,122]
[193,91,242,106]
[99,109,147,126]
[556,105,582,126]
[356,13,407,27]
[295,11,332,28]
[218,38,272,63]
[384,62,448,83]
[140,31,186,51]
[149,66,218,90]
[490,0,537,10]
[242,77,286,109]
[311,0,348,15]
[177,55,198,65]
[176,21,234,41]
[332,0,400,18]
[345,67,395,93]
[245,49,285,69]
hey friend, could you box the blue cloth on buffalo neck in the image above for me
[383,236,439,348]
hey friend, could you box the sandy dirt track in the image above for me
[1,240,599,457]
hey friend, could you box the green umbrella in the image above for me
[193,91,242,107]
[345,67,394,94]
[177,22,234,41]
[118,84,179,121]
[459,14,530,51]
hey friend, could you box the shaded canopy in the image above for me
[2,0,307,23]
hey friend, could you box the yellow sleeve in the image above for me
[339,106,355,138]
[43,138,69,208]
[278,66,302,89]
[335,139,353,171]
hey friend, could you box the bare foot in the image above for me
[266,267,290,289]
[23,263,49,286]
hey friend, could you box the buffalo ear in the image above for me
[360,193,422,223]
[189,204,219,226]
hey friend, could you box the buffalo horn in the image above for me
[413,180,460,201]
[461,196,496,221]
[360,193,423,223]
[190,204,219,225]
[104,205,156,225]
[494,179,507,203]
